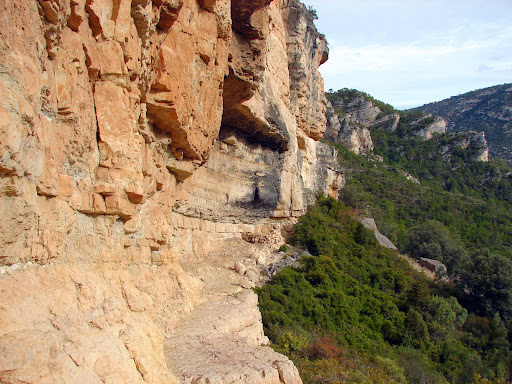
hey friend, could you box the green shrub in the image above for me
[256,197,511,383]
[275,331,309,355]
[406,220,467,272]
[279,244,290,253]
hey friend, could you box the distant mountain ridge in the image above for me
[411,83,512,164]
[325,88,489,164]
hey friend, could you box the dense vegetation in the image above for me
[257,89,512,383]
[337,118,512,320]
[340,129,512,260]
[256,198,511,383]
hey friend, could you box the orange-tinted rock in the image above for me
[0,0,340,382]
[231,0,272,39]
[146,0,229,161]
[85,0,119,39]
[125,184,144,203]
[84,40,128,82]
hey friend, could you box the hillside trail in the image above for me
[163,237,303,384]
[161,226,437,383]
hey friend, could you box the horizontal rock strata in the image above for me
[0,0,341,383]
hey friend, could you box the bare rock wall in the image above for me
[0,0,340,382]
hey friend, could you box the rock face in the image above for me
[165,291,302,384]
[451,131,489,162]
[325,90,450,155]
[325,96,378,154]
[412,83,512,164]
[0,0,339,383]
[360,218,397,251]
[324,92,403,154]
[411,114,447,140]
[325,100,374,154]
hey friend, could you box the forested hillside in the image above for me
[412,84,512,164]
[257,198,511,384]
[257,88,512,383]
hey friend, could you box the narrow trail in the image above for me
[163,238,303,384]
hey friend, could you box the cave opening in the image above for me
[253,186,261,203]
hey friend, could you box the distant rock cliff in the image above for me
[323,88,450,154]
[325,98,375,154]
[413,83,512,163]
[450,130,489,163]
[325,90,394,154]
[325,88,489,165]
[410,114,447,140]
[0,1,342,383]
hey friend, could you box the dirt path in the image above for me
[163,238,303,384]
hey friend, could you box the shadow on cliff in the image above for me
[218,127,283,218]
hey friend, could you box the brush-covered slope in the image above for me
[257,89,512,384]
[412,84,512,164]
[324,89,510,259]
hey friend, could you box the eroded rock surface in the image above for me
[412,114,447,140]
[165,293,302,384]
[165,238,303,384]
[325,91,448,155]
[0,0,338,382]
[325,97,378,154]
[412,83,512,164]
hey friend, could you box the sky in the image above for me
[300,0,512,109]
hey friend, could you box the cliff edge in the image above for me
[0,0,342,383]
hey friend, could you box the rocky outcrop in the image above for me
[0,0,339,383]
[451,131,489,162]
[412,83,512,164]
[418,257,447,278]
[283,0,328,141]
[325,90,450,156]
[173,0,341,224]
[324,90,406,154]
[325,99,375,154]
[398,170,421,185]
[360,218,397,251]
[329,95,381,126]
[411,114,447,140]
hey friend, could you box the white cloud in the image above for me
[305,0,512,107]
[323,22,512,75]
[319,22,512,107]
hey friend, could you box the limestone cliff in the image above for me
[324,91,392,154]
[0,0,341,383]
[325,99,375,154]
[409,114,447,140]
[412,83,512,164]
[325,89,450,154]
